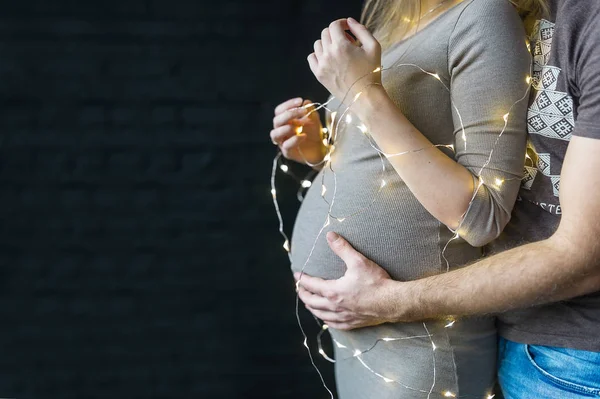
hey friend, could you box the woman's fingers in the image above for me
[314,40,323,57]
[273,106,307,128]
[321,27,332,49]
[307,52,319,77]
[346,17,379,53]
[281,134,306,157]
[270,125,297,146]
[274,97,303,116]
[329,19,350,43]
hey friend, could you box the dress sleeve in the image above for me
[447,0,531,247]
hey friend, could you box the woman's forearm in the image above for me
[354,85,474,230]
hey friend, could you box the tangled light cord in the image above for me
[270,55,532,398]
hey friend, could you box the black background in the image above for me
[0,0,362,397]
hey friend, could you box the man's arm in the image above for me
[296,135,600,329]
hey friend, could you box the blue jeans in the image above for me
[498,337,600,398]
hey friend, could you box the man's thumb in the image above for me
[326,232,361,266]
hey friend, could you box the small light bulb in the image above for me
[403,17,411,22]
[444,392,456,398]
[353,350,361,357]
[321,185,327,196]
[353,92,362,102]
[318,348,325,355]
[322,324,329,330]
[383,377,394,383]
[358,124,367,134]
[301,180,312,188]
[373,66,382,73]
[383,337,394,342]
[271,189,277,198]
[337,218,345,223]
[446,144,454,151]
[324,216,331,227]
[432,342,437,351]
[380,180,387,188]
[280,164,289,173]
[432,73,441,81]
[334,341,347,349]
[296,126,303,135]
[283,240,290,252]
[526,75,531,85]
[495,178,504,187]
[487,395,496,399]
[345,114,352,124]
[444,320,456,328]
[322,127,328,134]
[503,113,510,122]
[303,338,309,349]
[322,138,329,146]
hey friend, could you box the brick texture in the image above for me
[0,0,362,397]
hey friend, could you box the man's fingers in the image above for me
[270,125,296,146]
[329,19,350,43]
[273,107,308,128]
[297,286,338,311]
[297,273,333,298]
[346,17,379,52]
[275,97,303,116]
[305,306,349,323]
[326,231,366,267]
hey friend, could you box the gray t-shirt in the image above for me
[493,0,600,352]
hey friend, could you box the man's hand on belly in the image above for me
[295,231,405,330]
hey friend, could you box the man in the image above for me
[295,0,600,396]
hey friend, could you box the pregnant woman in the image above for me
[271,0,543,397]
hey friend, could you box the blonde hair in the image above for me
[361,0,549,50]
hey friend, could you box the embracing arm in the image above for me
[392,135,600,321]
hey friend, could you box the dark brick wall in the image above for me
[0,0,362,398]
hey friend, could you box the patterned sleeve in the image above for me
[447,0,531,247]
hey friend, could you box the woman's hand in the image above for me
[307,17,382,105]
[270,97,326,165]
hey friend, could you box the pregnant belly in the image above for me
[289,165,479,282]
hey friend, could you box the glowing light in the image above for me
[403,17,411,23]
[280,164,289,173]
[444,392,456,398]
[296,126,303,135]
[353,92,362,102]
[334,341,347,349]
[358,124,368,134]
[301,180,312,188]
[383,337,394,342]
[373,66,381,73]
[353,350,361,357]
[324,153,331,162]
[383,377,394,383]
[503,113,510,122]
[432,73,441,81]
[495,178,504,187]
[322,127,328,134]
[322,324,329,330]
[444,320,456,328]
[526,75,531,84]
[337,218,345,223]
[345,114,352,124]
[271,189,277,198]
[283,240,290,252]
[432,342,437,351]
[321,185,327,196]
[487,395,496,399]
[303,338,309,349]
[323,138,329,146]
[380,180,387,188]
[446,144,454,151]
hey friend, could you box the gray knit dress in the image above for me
[289,0,531,398]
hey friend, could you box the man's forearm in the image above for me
[389,232,600,322]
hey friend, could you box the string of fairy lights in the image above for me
[270,29,533,399]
